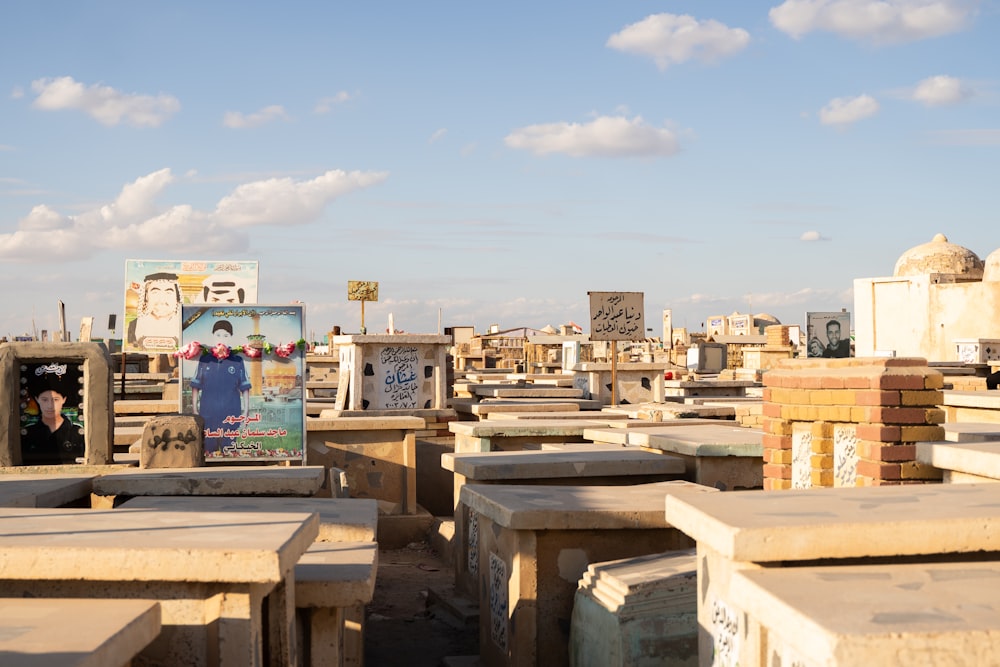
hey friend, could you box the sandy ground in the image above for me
[364,541,479,666]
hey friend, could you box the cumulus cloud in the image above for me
[911,75,973,106]
[428,128,447,144]
[223,105,289,129]
[800,230,829,241]
[29,76,180,127]
[819,94,880,125]
[314,91,354,114]
[505,115,680,158]
[607,13,750,69]
[769,0,975,44]
[0,167,388,262]
[214,169,389,227]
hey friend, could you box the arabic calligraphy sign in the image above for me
[588,291,646,342]
[376,345,420,409]
[347,281,379,302]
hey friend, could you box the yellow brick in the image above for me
[926,408,946,424]
[811,439,834,455]
[810,452,833,467]
[809,421,833,437]
[850,406,868,422]
[812,470,834,487]
[830,389,856,406]
[900,425,946,442]
[900,461,944,480]
[900,390,944,406]
[924,374,945,390]
[810,390,834,405]
[770,449,793,465]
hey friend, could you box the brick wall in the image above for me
[762,357,944,490]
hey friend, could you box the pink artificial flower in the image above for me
[175,341,202,360]
[275,342,297,358]
[212,343,230,360]
[242,345,262,358]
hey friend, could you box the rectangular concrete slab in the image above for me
[916,441,1000,481]
[462,480,716,531]
[442,448,685,480]
[730,561,1000,666]
[943,422,1000,442]
[0,597,161,667]
[630,424,764,457]
[0,474,95,507]
[664,483,1000,562]
[119,495,378,542]
[0,506,319,583]
[92,465,326,497]
[295,541,379,607]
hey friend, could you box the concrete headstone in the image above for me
[140,415,205,468]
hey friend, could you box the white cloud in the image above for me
[223,105,289,129]
[607,13,750,70]
[769,0,975,44]
[0,167,389,261]
[911,75,973,106]
[428,128,447,144]
[213,169,389,227]
[314,91,354,114]
[30,76,180,127]
[819,94,880,125]
[505,115,680,158]
[800,230,828,241]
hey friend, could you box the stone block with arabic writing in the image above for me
[140,415,206,468]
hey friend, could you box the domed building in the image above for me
[854,234,1000,362]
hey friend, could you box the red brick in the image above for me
[874,374,929,390]
[867,407,934,425]
[856,460,902,480]
[763,463,791,479]
[856,424,901,443]
[854,390,900,406]
[763,402,783,418]
[869,443,917,463]
[762,433,792,450]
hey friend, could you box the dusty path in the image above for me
[364,541,479,666]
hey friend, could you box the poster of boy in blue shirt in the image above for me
[191,320,252,455]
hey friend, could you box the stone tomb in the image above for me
[442,447,687,602]
[570,361,669,405]
[90,465,326,508]
[663,483,1000,667]
[332,334,450,412]
[592,423,764,490]
[0,597,162,666]
[462,480,713,667]
[569,549,699,667]
[731,561,1000,666]
[306,415,423,514]
[450,418,622,454]
[0,342,115,466]
[0,506,318,666]
[121,496,378,667]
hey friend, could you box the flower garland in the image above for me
[174,339,307,360]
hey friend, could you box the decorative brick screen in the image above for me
[762,357,945,489]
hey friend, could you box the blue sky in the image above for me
[2,1,998,340]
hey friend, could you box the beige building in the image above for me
[854,233,1000,362]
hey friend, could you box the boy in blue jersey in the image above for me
[191,320,251,455]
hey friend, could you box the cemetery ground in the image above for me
[365,540,479,666]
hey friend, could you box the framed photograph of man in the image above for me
[18,361,85,465]
[178,304,305,461]
[124,259,260,354]
[806,311,852,358]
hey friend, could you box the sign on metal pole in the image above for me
[588,291,645,406]
[348,281,379,334]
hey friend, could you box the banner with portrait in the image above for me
[124,259,260,354]
[178,304,305,461]
[18,361,85,465]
